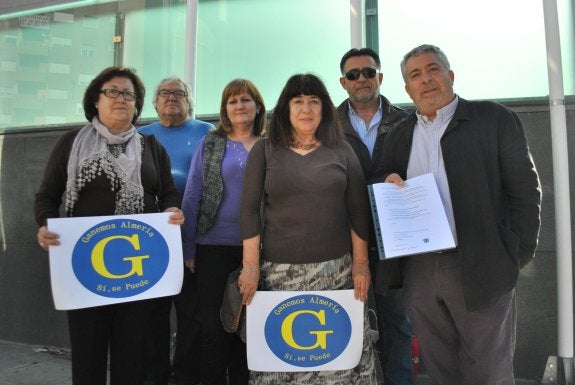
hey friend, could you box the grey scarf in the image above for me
[65,117,144,216]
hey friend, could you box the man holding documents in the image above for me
[372,44,541,385]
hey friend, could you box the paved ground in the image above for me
[0,339,541,385]
[0,341,71,385]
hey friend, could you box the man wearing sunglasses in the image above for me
[139,76,213,385]
[337,48,414,385]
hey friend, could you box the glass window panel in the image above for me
[17,80,44,95]
[19,54,48,70]
[2,0,574,131]
[0,87,15,98]
[14,107,44,124]
[0,3,118,130]
[195,0,351,116]
[376,0,566,103]
[120,0,189,120]
[3,33,19,45]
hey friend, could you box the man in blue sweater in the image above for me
[140,76,213,385]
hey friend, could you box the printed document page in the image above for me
[369,173,456,258]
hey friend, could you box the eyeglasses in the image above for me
[100,89,136,101]
[344,67,378,81]
[158,90,187,99]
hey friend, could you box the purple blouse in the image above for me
[181,136,249,260]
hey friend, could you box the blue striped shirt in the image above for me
[346,100,383,157]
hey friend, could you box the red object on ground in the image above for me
[412,335,420,378]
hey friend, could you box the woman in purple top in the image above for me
[181,79,266,385]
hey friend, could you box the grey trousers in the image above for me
[401,251,516,385]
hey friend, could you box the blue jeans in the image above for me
[370,247,414,385]
[375,289,414,385]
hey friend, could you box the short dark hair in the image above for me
[269,73,342,148]
[83,66,145,124]
[339,47,381,74]
[215,78,266,137]
[400,44,451,82]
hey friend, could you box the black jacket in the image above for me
[337,94,409,181]
[337,95,409,288]
[372,98,541,310]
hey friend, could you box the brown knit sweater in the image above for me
[240,139,369,264]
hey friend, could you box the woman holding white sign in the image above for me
[34,66,184,385]
[239,73,377,384]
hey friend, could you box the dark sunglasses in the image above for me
[344,67,378,81]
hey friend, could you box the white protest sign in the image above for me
[246,290,364,371]
[47,212,183,310]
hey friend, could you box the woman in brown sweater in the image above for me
[239,73,377,384]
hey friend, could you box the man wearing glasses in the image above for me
[337,48,414,385]
[139,76,213,385]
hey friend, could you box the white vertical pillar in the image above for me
[542,0,574,359]
[185,0,199,117]
[350,0,363,48]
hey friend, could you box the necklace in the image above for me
[290,138,319,150]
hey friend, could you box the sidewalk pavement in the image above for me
[0,339,541,385]
[0,340,72,385]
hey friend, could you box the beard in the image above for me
[351,89,378,104]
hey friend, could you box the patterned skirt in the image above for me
[249,253,378,385]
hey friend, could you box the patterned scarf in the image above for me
[197,131,226,234]
[65,117,144,216]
